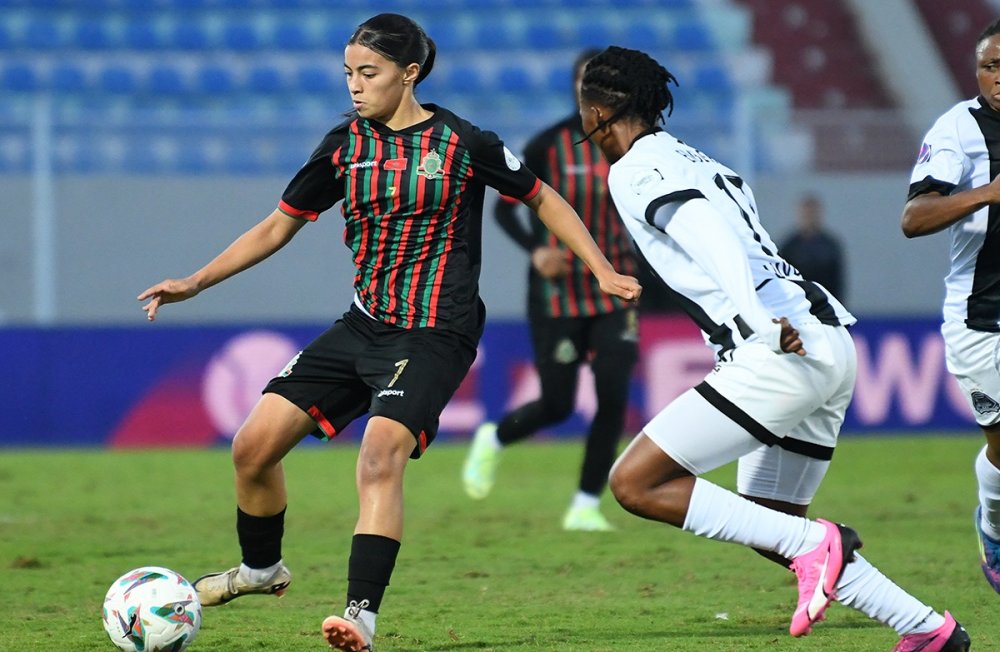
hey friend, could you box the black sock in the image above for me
[236,506,285,569]
[346,534,400,613]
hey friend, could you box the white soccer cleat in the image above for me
[191,563,291,607]
[322,599,375,651]
[462,422,500,500]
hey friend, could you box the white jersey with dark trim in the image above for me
[608,130,855,356]
[909,97,1000,332]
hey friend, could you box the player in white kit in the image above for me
[903,17,1000,600]
[579,46,969,651]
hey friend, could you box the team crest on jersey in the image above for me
[916,142,931,165]
[503,146,521,171]
[972,390,1000,415]
[417,150,444,179]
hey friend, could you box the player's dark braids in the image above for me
[580,46,678,139]
[977,17,1000,46]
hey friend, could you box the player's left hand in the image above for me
[600,273,642,302]
[774,317,806,356]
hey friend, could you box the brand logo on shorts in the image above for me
[279,351,303,377]
[972,390,1000,415]
[378,389,405,398]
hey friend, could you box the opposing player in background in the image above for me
[462,49,639,531]
[902,16,1000,598]
[138,14,640,651]
[579,46,969,651]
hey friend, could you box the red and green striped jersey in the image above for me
[279,105,542,335]
[496,114,637,319]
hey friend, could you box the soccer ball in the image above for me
[102,566,202,652]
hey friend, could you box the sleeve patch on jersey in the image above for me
[916,142,931,164]
[631,169,664,195]
[503,146,522,171]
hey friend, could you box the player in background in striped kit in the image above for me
[138,15,640,651]
[578,46,968,651]
[462,50,639,531]
[902,16,1000,599]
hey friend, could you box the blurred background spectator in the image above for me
[779,193,847,302]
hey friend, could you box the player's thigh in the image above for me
[644,387,765,476]
[361,327,478,458]
[589,307,639,374]
[942,321,1000,427]
[737,445,831,506]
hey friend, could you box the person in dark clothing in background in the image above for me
[779,194,846,302]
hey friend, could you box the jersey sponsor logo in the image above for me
[349,160,378,170]
[384,158,407,171]
[417,150,444,179]
[630,169,663,195]
[916,142,932,165]
[278,351,303,377]
[503,146,522,171]
[564,164,591,175]
[377,388,405,398]
[971,390,1000,415]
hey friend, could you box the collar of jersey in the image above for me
[362,103,441,135]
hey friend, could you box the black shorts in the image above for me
[264,303,480,458]
[529,306,639,369]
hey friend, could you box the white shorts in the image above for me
[942,320,1000,427]
[644,324,856,505]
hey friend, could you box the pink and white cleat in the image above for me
[322,599,374,651]
[788,518,863,637]
[892,611,970,651]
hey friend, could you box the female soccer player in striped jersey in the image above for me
[902,17,1000,601]
[462,49,639,532]
[138,15,640,651]
[577,46,968,651]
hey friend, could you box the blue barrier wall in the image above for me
[0,316,975,448]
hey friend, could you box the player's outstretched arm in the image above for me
[138,209,307,321]
[524,183,641,301]
[902,175,1000,238]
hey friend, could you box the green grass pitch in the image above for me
[1,434,997,651]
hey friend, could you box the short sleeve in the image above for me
[908,110,969,198]
[609,159,704,229]
[279,124,350,221]
[464,126,542,202]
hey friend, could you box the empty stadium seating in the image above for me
[0,0,788,174]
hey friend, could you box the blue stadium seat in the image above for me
[222,21,259,51]
[496,65,534,94]
[98,66,138,94]
[525,23,569,50]
[674,21,713,51]
[623,22,664,50]
[247,65,285,94]
[23,16,63,49]
[296,64,336,95]
[446,64,486,94]
[124,20,161,50]
[545,65,574,96]
[693,62,730,92]
[147,64,188,95]
[50,62,87,93]
[1,63,39,91]
[72,19,112,50]
[273,21,315,50]
[171,22,211,50]
[573,20,615,49]
[473,19,513,50]
[196,65,235,94]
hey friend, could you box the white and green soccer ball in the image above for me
[102,566,202,652]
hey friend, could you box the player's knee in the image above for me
[608,463,643,514]
[231,430,276,480]
[356,425,412,487]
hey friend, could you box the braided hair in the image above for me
[579,46,678,137]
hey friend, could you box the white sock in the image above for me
[571,491,600,511]
[835,552,942,635]
[976,445,1000,540]
[239,560,282,585]
[683,478,825,559]
[353,608,377,634]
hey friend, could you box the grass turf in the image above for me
[0,434,995,651]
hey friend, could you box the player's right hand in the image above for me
[531,246,570,278]
[138,277,200,322]
[774,317,806,356]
